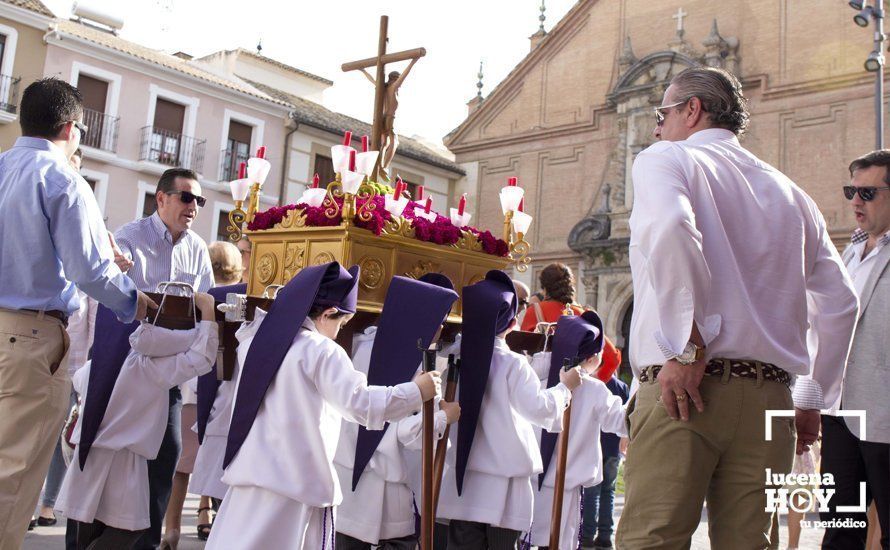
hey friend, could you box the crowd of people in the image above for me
[0,65,887,550]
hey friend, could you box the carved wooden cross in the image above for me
[341,15,425,181]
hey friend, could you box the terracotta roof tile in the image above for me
[3,0,53,17]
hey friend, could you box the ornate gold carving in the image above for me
[455,231,483,252]
[383,217,416,238]
[282,243,305,281]
[227,204,246,242]
[277,209,307,229]
[355,184,379,223]
[358,257,385,290]
[405,260,440,280]
[511,238,531,273]
[256,253,278,285]
[324,182,344,220]
[312,251,336,265]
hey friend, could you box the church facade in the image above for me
[446,0,878,362]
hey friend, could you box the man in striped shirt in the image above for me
[114,167,214,550]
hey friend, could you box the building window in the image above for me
[149,98,186,165]
[0,34,6,75]
[314,154,336,187]
[83,176,97,191]
[142,192,157,217]
[77,74,118,151]
[217,210,232,242]
[221,120,252,181]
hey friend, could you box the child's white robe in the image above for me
[188,356,240,500]
[334,327,447,544]
[55,321,217,530]
[437,338,571,532]
[529,373,627,549]
[206,311,423,550]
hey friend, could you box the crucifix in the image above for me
[342,16,426,183]
[673,7,688,39]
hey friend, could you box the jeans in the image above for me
[134,388,182,550]
[582,455,621,542]
[36,389,77,513]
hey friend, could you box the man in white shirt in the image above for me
[617,67,859,549]
[820,151,890,549]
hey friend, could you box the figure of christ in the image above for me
[360,57,418,181]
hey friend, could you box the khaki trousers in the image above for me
[616,370,795,550]
[0,309,70,550]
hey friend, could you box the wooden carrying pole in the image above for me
[419,340,437,550]
[549,357,577,548]
[432,354,460,516]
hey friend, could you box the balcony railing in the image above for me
[0,75,21,114]
[81,108,119,152]
[139,125,205,173]
[219,146,250,182]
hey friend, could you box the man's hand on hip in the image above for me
[795,408,820,455]
[658,358,707,421]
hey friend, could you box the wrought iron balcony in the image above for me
[139,125,206,173]
[219,146,250,182]
[0,75,20,114]
[80,108,119,152]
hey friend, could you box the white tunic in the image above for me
[56,321,217,530]
[530,373,627,549]
[334,327,447,544]
[207,311,423,550]
[437,338,571,532]
[189,355,240,500]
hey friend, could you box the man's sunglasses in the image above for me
[654,99,690,126]
[843,185,890,202]
[73,120,89,135]
[166,190,206,207]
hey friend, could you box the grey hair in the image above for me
[670,67,749,135]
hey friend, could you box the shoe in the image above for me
[28,519,36,531]
[580,536,596,548]
[36,516,57,527]
[196,506,213,541]
[593,538,614,550]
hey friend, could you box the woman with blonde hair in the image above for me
[209,241,243,286]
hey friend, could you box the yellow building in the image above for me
[0,0,53,149]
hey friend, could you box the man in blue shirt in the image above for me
[114,167,214,550]
[0,77,155,549]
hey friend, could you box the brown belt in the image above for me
[638,358,792,387]
[22,309,68,327]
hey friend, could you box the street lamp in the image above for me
[850,0,886,149]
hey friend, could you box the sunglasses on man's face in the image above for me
[654,99,690,127]
[166,190,206,207]
[73,120,88,135]
[843,185,890,202]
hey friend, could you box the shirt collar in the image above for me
[14,137,70,163]
[683,128,739,146]
[851,228,890,247]
[149,211,187,245]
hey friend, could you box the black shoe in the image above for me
[579,536,596,548]
[36,516,57,527]
[28,519,37,531]
[593,538,613,549]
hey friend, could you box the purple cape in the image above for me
[538,310,603,488]
[454,269,517,495]
[78,305,139,469]
[223,262,359,468]
[351,275,458,490]
[196,283,247,444]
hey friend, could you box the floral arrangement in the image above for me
[246,187,510,258]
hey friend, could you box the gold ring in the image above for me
[675,393,687,402]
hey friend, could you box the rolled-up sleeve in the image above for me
[631,145,721,357]
[48,179,137,322]
[796,213,859,409]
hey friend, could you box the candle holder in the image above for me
[227,201,247,242]
[322,180,379,225]
[498,185,533,273]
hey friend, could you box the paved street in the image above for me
[24,493,825,549]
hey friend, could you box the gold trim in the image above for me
[277,208,307,229]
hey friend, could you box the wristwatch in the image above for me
[675,341,706,365]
